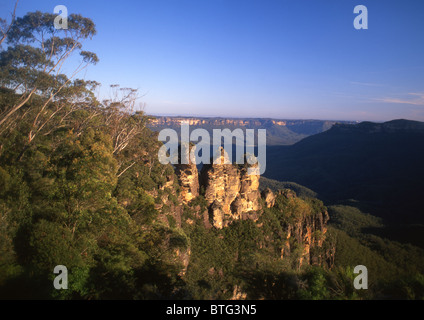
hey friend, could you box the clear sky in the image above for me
[3,0,424,121]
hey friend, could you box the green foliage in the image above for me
[272,191,314,225]
[329,205,383,237]
[0,10,187,296]
[298,267,330,300]
[260,177,318,199]
[183,225,235,300]
[380,274,424,300]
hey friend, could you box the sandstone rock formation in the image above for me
[262,188,276,208]
[200,148,262,229]
[175,159,199,204]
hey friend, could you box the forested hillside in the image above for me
[265,120,424,226]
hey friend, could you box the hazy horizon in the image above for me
[147,112,418,124]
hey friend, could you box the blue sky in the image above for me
[3,0,424,121]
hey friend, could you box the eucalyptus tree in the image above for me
[0,10,98,140]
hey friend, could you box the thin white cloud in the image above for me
[350,81,383,87]
[408,92,424,97]
[158,100,191,106]
[373,93,424,106]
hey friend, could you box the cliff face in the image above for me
[271,189,333,268]
[262,188,276,208]
[148,116,348,130]
[149,117,271,127]
[175,161,199,204]
[175,156,334,269]
[201,164,262,229]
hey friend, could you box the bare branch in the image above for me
[0,0,19,46]
[117,161,137,178]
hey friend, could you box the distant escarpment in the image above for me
[175,149,334,268]
[148,116,357,146]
